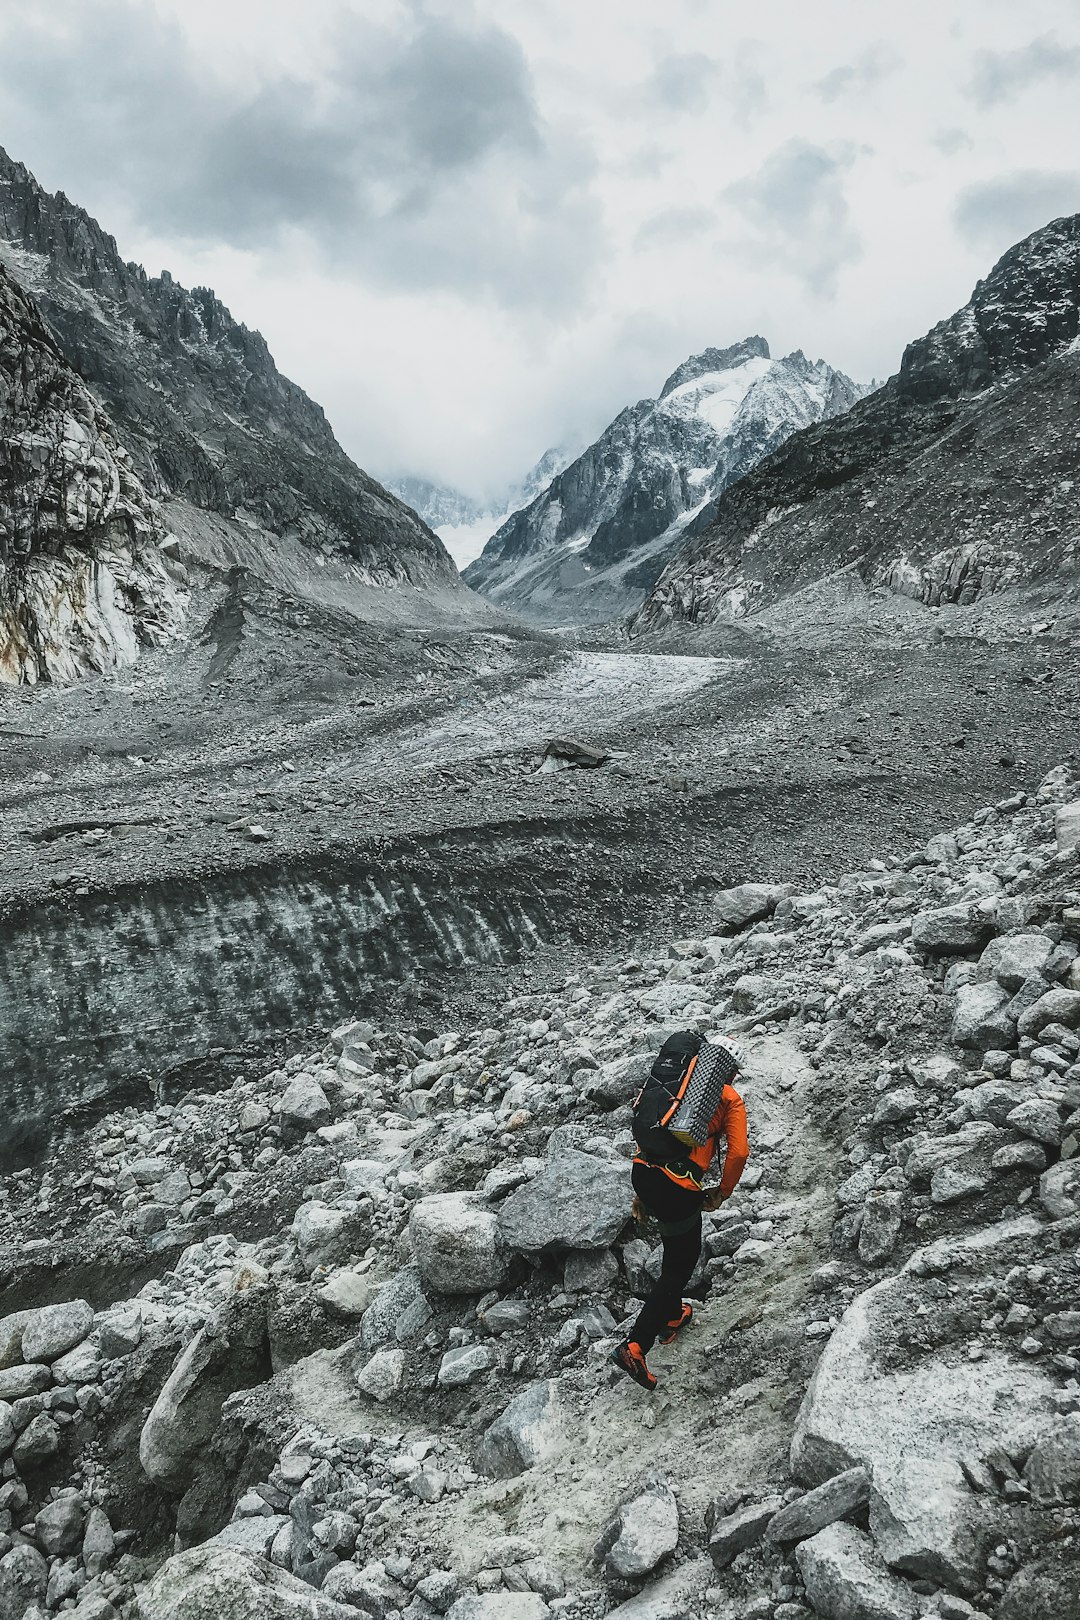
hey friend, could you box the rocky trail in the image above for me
[2,762,1079,1620]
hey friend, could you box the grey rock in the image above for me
[1039,1160,1080,1219]
[713,883,789,930]
[911,905,994,956]
[52,1340,102,1385]
[476,1381,566,1479]
[211,1516,291,1559]
[992,1141,1048,1173]
[21,1299,94,1363]
[97,1308,144,1360]
[279,1075,331,1130]
[792,1221,1054,1589]
[82,1506,115,1574]
[767,1468,871,1544]
[872,1089,920,1126]
[137,1543,357,1618]
[708,1496,783,1568]
[355,1346,405,1403]
[0,1399,12,1455]
[410,1195,507,1294]
[1056,800,1080,855]
[34,1492,85,1555]
[950,982,1015,1050]
[292,1202,362,1272]
[498,1140,628,1255]
[0,1363,50,1402]
[446,1597,549,1620]
[595,1476,679,1581]
[796,1522,918,1620]
[564,1248,619,1292]
[1018,989,1080,1039]
[999,1556,1080,1620]
[479,1301,531,1336]
[139,1290,269,1491]
[0,1544,48,1617]
[1024,1413,1080,1504]
[858,1194,904,1266]
[438,1345,495,1387]
[978,933,1056,991]
[13,1411,60,1466]
[0,1311,29,1371]
[1005,1098,1062,1147]
[360,1267,432,1350]
[317,1269,378,1321]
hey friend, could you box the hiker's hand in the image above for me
[631,1196,647,1224]
[701,1189,726,1211]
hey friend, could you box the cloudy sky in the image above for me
[1,0,1079,520]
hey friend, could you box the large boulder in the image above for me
[476,1381,566,1479]
[999,1553,1080,1620]
[791,1219,1056,1590]
[409,1195,508,1294]
[594,1475,679,1582]
[950,982,1015,1050]
[1017,988,1080,1039]
[713,883,789,930]
[796,1522,918,1620]
[21,1299,94,1363]
[278,1075,331,1131]
[911,904,994,956]
[139,1291,270,1492]
[359,1266,432,1350]
[977,933,1056,991]
[447,1597,549,1620]
[498,1135,628,1256]
[137,1544,356,1618]
[1024,1413,1080,1504]
[1040,1160,1080,1220]
[0,1309,29,1370]
[1056,800,1080,855]
[766,1468,871,1545]
[291,1203,364,1272]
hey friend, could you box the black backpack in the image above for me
[632,1032,739,1160]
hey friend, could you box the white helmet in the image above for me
[709,1033,743,1070]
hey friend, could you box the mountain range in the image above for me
[461,337,866,625]
[633,214,1080,633]
[0,145,480,680]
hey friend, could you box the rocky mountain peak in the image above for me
[659,335,771,399]
[465,337,863,625]
[633,211,1080,634]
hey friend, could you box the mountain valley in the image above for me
[1,144,1080,1620]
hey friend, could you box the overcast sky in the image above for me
[1,0,1079,505]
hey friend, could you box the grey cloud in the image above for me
[723,139,862,296]
[953,170,1080,248]
[969,33,1080,107]
[634,206,715,250]
[931,128,973,156]
[814,47,900,104]
[0,1,603,313]
[646,53,717,114]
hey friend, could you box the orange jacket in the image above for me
[634,1083,750,1197]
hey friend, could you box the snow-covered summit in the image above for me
[463,339,866,625]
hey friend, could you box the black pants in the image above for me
[629,1163,703,1354]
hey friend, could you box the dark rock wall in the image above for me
[0,858,567,1148]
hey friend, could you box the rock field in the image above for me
[2,760,1080,1620]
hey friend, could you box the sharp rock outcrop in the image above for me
[0,260,185,683]
[633,213,1080,633]
[464,337,864,625]
[0,145,470,629]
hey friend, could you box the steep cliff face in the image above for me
[464,338,864,625]
[633,214,1080,632]
[0,262,185,683]
[0,146,461,599]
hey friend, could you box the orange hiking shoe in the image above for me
[611,1340,657,1391]
[659,1303,693,1345]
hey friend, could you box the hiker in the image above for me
[612,1033,749,1390]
